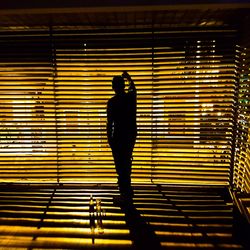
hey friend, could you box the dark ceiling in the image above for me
[0,0,249,30]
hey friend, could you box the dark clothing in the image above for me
[107,90,137,195]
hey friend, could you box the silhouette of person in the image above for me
[107,71,137,198]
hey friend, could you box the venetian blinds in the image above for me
[0,31,55,182]
[0,28,238,185]
[234,46,250,193]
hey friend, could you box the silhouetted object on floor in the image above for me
[107,71,137,197]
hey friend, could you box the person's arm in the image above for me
[106,100,113,147]
[122,71,136,93]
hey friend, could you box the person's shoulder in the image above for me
[109,96,116,101]
[108,96,116,105]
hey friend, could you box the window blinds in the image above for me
[0,30,56,182]
[0,27,238,185]
[234,46,250,193]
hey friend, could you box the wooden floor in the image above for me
[0,183,249,249]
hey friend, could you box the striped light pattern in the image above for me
[0,27,238,185]
[234,46,250,193]
[0,184,244,249]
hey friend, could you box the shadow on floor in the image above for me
[0,183,249,249]
[116,196,162,250]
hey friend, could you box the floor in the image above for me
[0,183,249,249]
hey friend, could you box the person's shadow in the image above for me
[116,197,162,250]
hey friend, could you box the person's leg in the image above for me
[119,155,131,194]
[112,139,135,197]
[124,146,134,196]
[118,142,135,197]
[112,146,124,193]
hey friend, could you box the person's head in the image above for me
[112,76,125,94]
